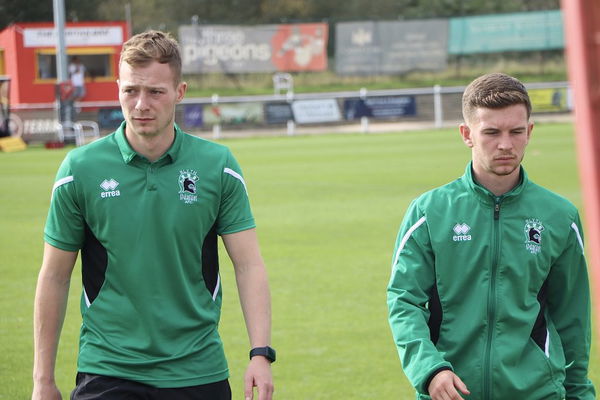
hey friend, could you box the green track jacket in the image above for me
[387,163,595,399]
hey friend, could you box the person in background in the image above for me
[68,56,86,101]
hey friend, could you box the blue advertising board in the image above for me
[183,104,204,127]
[98,108,124,129]
[343,96,416,120]
[264,102,294,124]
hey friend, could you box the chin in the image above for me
[130,126,158,137]
[493,166,519,176]
[138,129,160,137]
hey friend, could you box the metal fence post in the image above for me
[211,93,221,139]
[286,90,295,136]
[433,84,443,129]
[359,87,369,133]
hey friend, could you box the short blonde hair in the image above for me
[462,73,532,123]
[119,30,182,85]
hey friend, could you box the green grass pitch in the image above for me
[0,122,597,399]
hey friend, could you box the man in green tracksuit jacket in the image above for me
[387,73,595,400]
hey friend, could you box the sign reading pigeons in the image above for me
[179,23,328,73]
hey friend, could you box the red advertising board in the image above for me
[270,24,328,72]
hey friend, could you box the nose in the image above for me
[135,92,150,111]
[497,132,513,150]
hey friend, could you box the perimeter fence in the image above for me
[9,81,570,144]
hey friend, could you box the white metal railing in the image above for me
[10,81,571,139]
[57,120,100,146]
[11,81,570,110]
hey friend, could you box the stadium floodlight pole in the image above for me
[53,0,67,83]
[125,2,133,39]
[53,0,72,125]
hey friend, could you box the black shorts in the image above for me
[71,372,232,400]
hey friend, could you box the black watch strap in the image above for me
[249,346,276,363]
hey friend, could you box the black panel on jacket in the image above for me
[531,279,549,350]
[81,222,108,304]
[428,282,443,345]
[202,223,219,297]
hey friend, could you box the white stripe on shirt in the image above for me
[83,289,91,308]
[212,274,221,301]
[51,175,74,200]
[224,167,248,194]
[392,216,427,270]
[571,222,584,253]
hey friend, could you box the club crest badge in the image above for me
[178,169,199,204]
[524,218,544,254]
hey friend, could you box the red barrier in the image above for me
[561,0,600,333]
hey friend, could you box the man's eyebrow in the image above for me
[120,83,166,90]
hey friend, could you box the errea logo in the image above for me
[100,178,120,198]
[453,223,472,242]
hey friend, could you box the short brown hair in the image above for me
[119,30,182,84]
[462,73,531,123]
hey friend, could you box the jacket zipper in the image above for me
[484,197,501,400]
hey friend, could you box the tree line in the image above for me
[1,0,560,34]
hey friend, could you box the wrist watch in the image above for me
[249,346,276,363]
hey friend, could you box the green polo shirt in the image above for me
[44,122,255,387]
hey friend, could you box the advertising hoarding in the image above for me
[449,10,563,54]
[179,23,328,73]
[336,20,448,75]
[343,96,417,119]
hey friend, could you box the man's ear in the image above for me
[176,81,187,103]
[459,123,474,148]
[526,121,534,144]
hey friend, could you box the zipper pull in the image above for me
[494,201,500,220]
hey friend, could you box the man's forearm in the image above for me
[33,265,72,384]
[235,263,272,347]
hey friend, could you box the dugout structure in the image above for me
[0,21,127,107]
[562,0,600,333]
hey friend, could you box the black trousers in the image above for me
[71,373,232,400]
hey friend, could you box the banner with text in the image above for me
[449,10,563,54]
[343,96,417,120]
[23,26,124,47]
[292,99,342,124]
[203,103,264,125]
[179,23,328,73]
[183,104,204,127]
[529,88,571,113]
[335,19,448,75]
[264,102,294,124]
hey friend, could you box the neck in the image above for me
[472,166,521,197]
[125,126,175,162]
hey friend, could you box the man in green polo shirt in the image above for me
[33,30,274,400]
